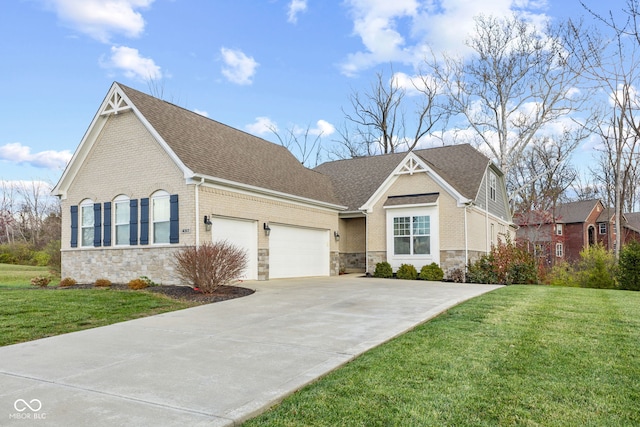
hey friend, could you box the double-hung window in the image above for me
[152,191,171,244]
[393,215,430,255]
[114,195,130,246]
[80,200,94,247]
[556,243,564,258]
[489,172,497,201]
[599,223,607,234]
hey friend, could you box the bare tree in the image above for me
[269,123,324,167]
[428,14,591,201]
[335,65,445,158]
[576,1,640,256]
[511,136,578,214]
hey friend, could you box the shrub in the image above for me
[0,252,16,264]
[447,268,465,283]
[396,264,418,280]
[420,263,444,281]
[576,244,616,289]
[139,275,158,287]
[174,241,248,293]
[466,238,538,285]
[31,251,50,267]
[44,239,61,273]
[59,277,77,287]
[128,278,149,290]
[548,261,579,287]
[94,278,112,288]
[0,243,34,265]
[30,276,51,287]
[617,241,640,291]
[373,261,393,278]
[466,256,498,284]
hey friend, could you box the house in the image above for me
[516,199,640,265]
[52,82,514,284]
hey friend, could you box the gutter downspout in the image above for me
[363,210,369,275]
[464,202,470,281]
[485,173,490,254]
[195,177,204,246]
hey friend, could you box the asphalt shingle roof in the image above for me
[119,83,493,212]
[314,144,491,210]
[119,83,342,206]
[554,199,603,223]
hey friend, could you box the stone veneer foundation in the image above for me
[61,247,184,285]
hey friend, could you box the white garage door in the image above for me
[269,224,330,279]
[211,217,257,280]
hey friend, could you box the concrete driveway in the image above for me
[1,275,500,426]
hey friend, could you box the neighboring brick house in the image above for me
[52,82,514,284]
[516,199,640,265]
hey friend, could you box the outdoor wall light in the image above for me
[334,230,340,241]
[204,215,212,231]
[263,222,271,236]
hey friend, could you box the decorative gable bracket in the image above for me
[101,91,131,116]
[396,157,427,176]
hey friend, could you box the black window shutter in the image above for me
[103,202,112,247]
[70,205,78,248]
[93,203,102,247]
[170,194,179,244]
[129,199,138,245]
[140,198,149,245]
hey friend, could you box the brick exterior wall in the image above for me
[60,109,342,283]
[60,111,196,285]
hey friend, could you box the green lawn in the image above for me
[0,288,195,346]
[245,286,640,427]
[0,263,56,287]
[0,263,194,346]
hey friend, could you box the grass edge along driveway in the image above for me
[0,288,195,347]
[245,286,640,427]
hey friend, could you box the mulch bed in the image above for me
[52,283,255,304]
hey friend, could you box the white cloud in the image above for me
[0,143,72,170]
[341,0,549,76]
[44,0,154,43]
[193,109,209,117]
[246,117,278,135]
[102,46,162,81]
[220,47,259,85]
[288,0,308,23]
[307,120,336,136]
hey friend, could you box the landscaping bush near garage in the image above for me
[467,238,538,285]
[420,262,444,281]
[396,263,418,280]
[373,262,393,278]
[174,240,248,293]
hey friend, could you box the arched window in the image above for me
[80,199,94,247]
[114,195,130,246]
[151,190,171,244]
[588,225,596,246]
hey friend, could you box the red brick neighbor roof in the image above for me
[119,83,343,207]
[624,212,640,233]
[554,199,604,223]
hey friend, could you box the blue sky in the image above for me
[0,0,618,188]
